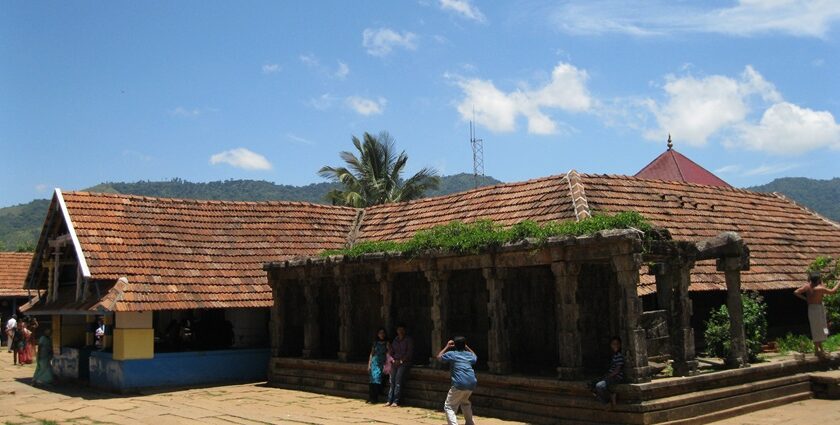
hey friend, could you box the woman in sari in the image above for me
[33,327,54,386]
[367,327,389,404]
[15,322,33,365]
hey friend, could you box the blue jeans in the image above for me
[388,363,409,404]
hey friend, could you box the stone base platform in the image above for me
[810,370,840,400]
[268,355,840,425]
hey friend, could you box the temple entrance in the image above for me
[507,266,558,376]
[447,269,488,370]
[281,284,305,357]
[392,272,432,365]
[577,263,616,373]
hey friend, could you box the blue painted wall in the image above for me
[89,348,269,391]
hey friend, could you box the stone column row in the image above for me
[719,257,749,368]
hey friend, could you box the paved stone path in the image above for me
[0,359,838,424]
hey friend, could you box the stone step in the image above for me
[657,391,812,425]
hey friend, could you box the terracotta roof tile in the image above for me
[581,174,840,294]
[0,252,33,298]
[55,192,357,311]
[635,149,731,187]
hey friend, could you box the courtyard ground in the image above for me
[0,359,838,425]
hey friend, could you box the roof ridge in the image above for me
[566,170,590,221]
[61,190,359,211]
[669,150,687,182]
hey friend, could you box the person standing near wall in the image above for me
[33,327,54,386]
[795,273,838,358]
[386,324,413,407]
[437,336,478,425]
[367,327,389,404]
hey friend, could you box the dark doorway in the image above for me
[447,269,489,370]
[506,266,558,376]
[392,272,432,366]
[577,263,616,373]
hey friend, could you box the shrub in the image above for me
[703,292,768,362]
[776,333,814,354]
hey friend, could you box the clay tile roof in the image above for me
[580,174,840,294]
[57,191,358,311]
[635,148,731,188]
[357,173,578,242]
[0,252,33,298]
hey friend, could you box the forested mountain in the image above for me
[0,173,502,251]
[748,177,840,222]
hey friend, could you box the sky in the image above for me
[2,0,840,207]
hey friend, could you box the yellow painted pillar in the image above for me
[112,312,153,360]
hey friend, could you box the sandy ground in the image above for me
[0,355,838,425]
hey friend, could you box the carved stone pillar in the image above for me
[335,268,353,362]
[650,263,673,312]
[484,267,511,375]
[611,254,651,383]
[670,260,698,376]
[302,276,321,359]
[375,266,394,333]
[425,267,450,367]
[551,261,583,380]
[719,257,749,368]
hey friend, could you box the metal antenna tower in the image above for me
[470,110,484,189]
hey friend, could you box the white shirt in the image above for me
[5,318,16,331]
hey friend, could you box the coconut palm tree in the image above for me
[319,132,440,207]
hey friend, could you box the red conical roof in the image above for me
[635,146,730,187]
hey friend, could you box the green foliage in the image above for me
[0,174,500,252]
[322,211,652,257]
[776,333,814,354]
[319,131,441,207]
[703,292,768,362]
[807,256,840,332]
[749,177,840,222]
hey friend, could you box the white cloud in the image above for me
[345,96,387,116]
[451,62,592,135]
[335,61,350,79]
[743,163,800,176]
[286,133,315,146]
[307,93,337,111]
[34,184,49,193]
[362,28,417,57]
[439,0,486,23]
[209,148,272,170]
[732,102,840,154]
[643,66,780,146]
[550,0,840,38]
[714,165,742,175]
[262,63,282,74]
[299,54,319,67]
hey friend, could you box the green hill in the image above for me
[0,173,502,251]
[748,177,840,223]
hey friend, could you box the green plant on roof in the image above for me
[322,211,652,258]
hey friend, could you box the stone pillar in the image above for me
[551,262,583,380]
[375,266,394,333]
[336,269,353,362]
[719,257,749,369]
[302,277,321,358]
[650,263,673,312]
[425,267,450,367]
[269,276,284,357]
[483,267,511,375]
[611,254,651,383]
[670,260,698,376]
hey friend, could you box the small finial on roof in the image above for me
[667,134,673,150]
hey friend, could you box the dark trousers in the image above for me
[591,376,621,403]
[368,383,382,403]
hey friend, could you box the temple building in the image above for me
[0,252,36,327]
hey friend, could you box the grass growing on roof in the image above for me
[322,211,651,258]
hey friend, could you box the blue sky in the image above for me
[2,0,840,207]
